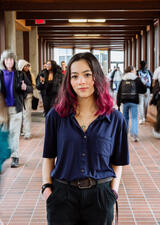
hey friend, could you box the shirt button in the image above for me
[82,153,86,157]
[81,169,85,173]
[84,135,87,139]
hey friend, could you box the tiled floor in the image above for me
[0,113,160,225]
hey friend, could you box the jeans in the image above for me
[46,180,116,225]
[123,103,138,137]
[113,81,121,92]
[8,107,22,158]
[22,94,32,138]
[139,88,150,120]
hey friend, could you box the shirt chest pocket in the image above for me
[90,137,112,171]
[94,137,112,156]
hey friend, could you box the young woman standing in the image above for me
[42,52,129,225]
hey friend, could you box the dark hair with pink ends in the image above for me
[55,52,113,117]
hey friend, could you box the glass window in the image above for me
[75,49,90,54]
[111,51,124,62]
[93,50,108,76]
[54,48,72,65]
[110,51,124,73]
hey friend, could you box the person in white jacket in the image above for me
[18,59,35,139]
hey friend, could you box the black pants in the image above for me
[46,180,116,225]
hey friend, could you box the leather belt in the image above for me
[55,177,113,189]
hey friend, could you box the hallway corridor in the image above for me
[0,112,160,225]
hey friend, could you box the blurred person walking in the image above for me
[111,67,122,93]
[0,50,27,168]
[61,61,67,75]
[117,66,146,142]
[151,66,160,138]
[0,90,11,173]
[137,61,152,124]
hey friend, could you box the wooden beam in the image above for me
[2,1,160,11]
[16,11,160,20]
[16,19,31,31]
[37,26,147,31]
[27,20,152,27]
[38,31,140,35]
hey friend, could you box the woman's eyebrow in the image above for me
[71,70,91,75]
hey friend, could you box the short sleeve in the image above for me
[111,112,129,165]
[43,108,58,158]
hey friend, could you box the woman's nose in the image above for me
[78,75,85,84]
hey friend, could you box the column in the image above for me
[5,11,16,52]
[149,25,154,72]
[16,31,24,60]
[158,19,160,66]
[124,41,128,70]
[29,27,39,77]
[108,49,111,70]
[128,40,132,66]
[0,10,5,52]
[142,30,147,62]
[136,34,141,70]
[132,38,136,67]
[23,32,29,61]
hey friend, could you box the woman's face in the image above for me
[70,59,95,99]
[23,64,30,72]
[46,61,52,71]
[4,58,14,71]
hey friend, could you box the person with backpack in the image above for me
[117,66,146,142]
[137,61,152,124]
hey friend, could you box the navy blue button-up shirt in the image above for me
[43,108,129,181]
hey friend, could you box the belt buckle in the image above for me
[77,178,94,189]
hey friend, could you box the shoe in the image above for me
[142,118,145,123]
[139,119,143,124]
[131,135,139,142]
[24,135,32,139]
[10,157,19,168]
[152,128,160,139]
[21,132,24,136]
[134,137,139,142]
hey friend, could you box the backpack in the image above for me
[138,70,151,87]
[120,79,137,101]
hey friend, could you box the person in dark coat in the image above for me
[36,60,64,116]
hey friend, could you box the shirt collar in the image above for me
[70,111,111,123]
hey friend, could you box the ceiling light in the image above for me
[68,19,106,23]
[73,34,101,38]
[87,19,106,23]
[68,19,87,23]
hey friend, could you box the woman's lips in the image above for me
[78,87,88,91]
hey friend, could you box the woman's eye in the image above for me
[85,73,92,77]
[71,75,78,79]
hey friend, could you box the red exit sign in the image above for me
[35,19,46,24]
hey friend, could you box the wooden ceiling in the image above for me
[1,0,160,50]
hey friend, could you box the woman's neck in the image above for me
[76,96,97,116]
